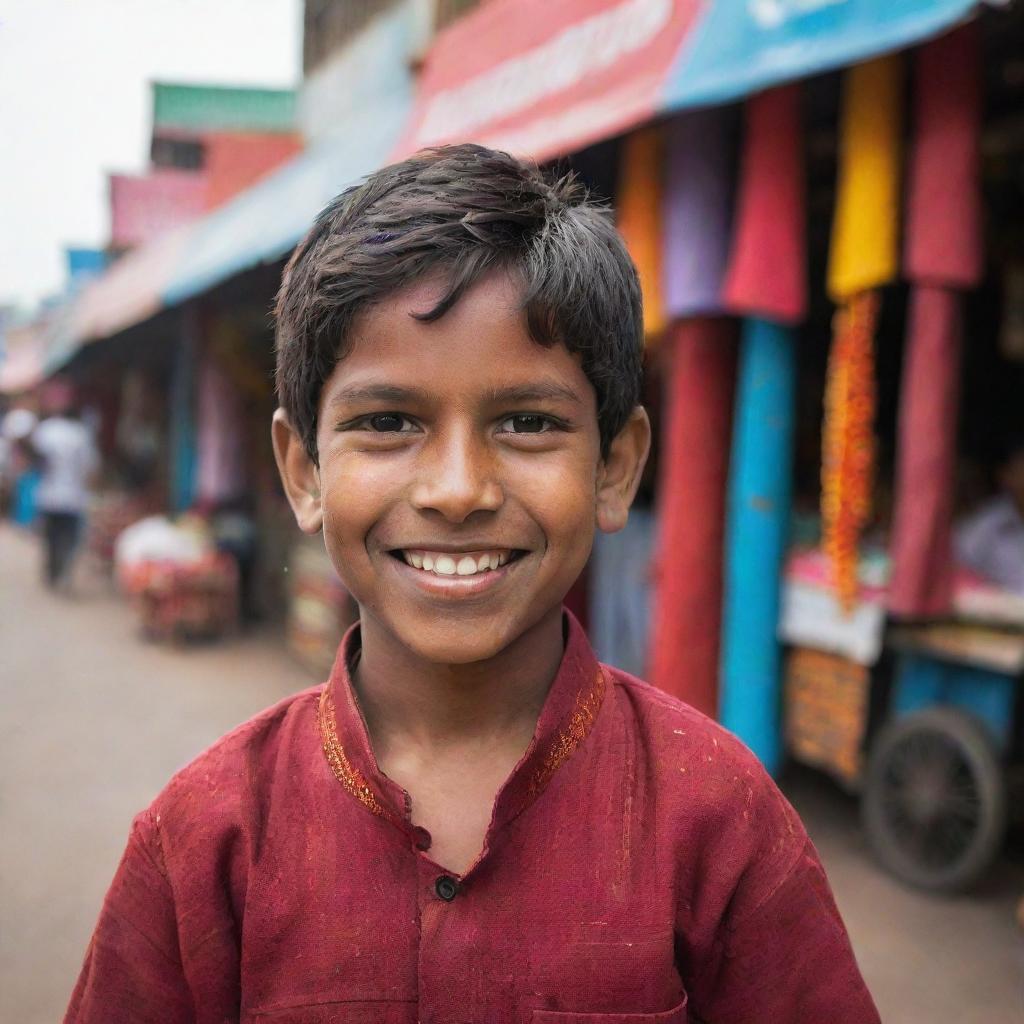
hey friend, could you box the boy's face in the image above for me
[274,271,649,666]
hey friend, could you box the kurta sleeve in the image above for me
[689,836,880,1023]
[64,809,194,1023]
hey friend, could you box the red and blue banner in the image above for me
[399,0,985,161]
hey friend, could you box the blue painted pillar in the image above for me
[719,318,797,774]
[169,309,198,512]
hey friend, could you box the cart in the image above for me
[781,552,1024,892]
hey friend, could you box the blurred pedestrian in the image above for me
[1,404,39,522]
[29,378,98,590]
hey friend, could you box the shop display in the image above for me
[784,647,870,789]
[116,514,239,642]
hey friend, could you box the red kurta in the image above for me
[67,614,879,1023]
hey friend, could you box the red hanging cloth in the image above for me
[649,319,736,716]
[722,85,807,325]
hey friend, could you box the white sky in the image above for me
[0,0,302,314]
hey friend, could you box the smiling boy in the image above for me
[67,145,879,1023]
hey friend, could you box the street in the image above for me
[1,523,1021,1022]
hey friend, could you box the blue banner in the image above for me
[663,0,981,109]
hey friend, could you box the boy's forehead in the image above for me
[324,273,593,409]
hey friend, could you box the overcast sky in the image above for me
[0,0,302,314]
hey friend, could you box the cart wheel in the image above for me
[862,707,1006,892]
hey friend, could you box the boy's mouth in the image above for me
[389,548,524,578]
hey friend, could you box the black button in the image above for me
[412,826,432,852]
[434,875,459,902]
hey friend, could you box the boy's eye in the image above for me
[360,413,416,433]
[499,414,553,434]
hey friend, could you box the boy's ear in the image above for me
[271,408,324,535]
[596,406,651,534]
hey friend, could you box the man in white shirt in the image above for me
[955,438,1024,596]
[30,382,98,589]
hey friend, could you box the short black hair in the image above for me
[274,143,643,462]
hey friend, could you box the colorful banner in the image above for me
[400,0,985,161]
[664,0,979,109]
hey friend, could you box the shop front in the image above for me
[403,0,1024,891]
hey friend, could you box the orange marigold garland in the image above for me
[821,291,879,612]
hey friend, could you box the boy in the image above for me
[67,145,879,1022]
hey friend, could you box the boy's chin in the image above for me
[369,606,558,668]
[396,618,526,667]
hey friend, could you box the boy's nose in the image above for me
[409,430,504,522]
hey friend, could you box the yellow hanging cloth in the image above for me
[828,56,903,300]
[823,56,902,610]
[617,125,667,340]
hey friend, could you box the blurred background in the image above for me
[2,0,1024,1020]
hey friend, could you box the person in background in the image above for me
[955,435,1024,595]
[30,378,98,590]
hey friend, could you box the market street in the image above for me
[1,523,1021,1023]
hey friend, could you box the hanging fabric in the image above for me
[823,55,903,611]
[717,85,806,771]
[648,106,737,714]
[890,24,983,617]
[720,318,797,773]
[197,354,246,507]
[722,85,806,324]
[904,24,983,288]
[616,126,667,339]
[821,291,880,611]
[649,318,736,717]
[889,288,963,615]
[662,107,735,319]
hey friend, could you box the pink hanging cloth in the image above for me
[648,318,736,716]
[889,24,984,617]
[722,85,807,325]
[648,105,737,713]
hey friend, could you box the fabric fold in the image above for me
[823,55,902,610]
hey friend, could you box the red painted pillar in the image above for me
[649,318,736,716]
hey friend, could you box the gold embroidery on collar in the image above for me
[529,667,607,796]
[317,685,389,820]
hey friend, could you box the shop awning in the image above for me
[163,96,407,306]
[0,322,49,395]
[398,0,988,162]
[35,92,408,382]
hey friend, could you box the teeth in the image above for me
[400,550,515,577]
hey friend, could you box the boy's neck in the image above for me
[351,608,565,751]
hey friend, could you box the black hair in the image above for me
[274,143,643,463]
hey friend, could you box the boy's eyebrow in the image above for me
[485,382,583,405]
[327,383,426,408]
[327,381,584,408]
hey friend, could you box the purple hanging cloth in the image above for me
[662,107,735,318]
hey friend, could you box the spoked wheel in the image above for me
[862,707,1006,892]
